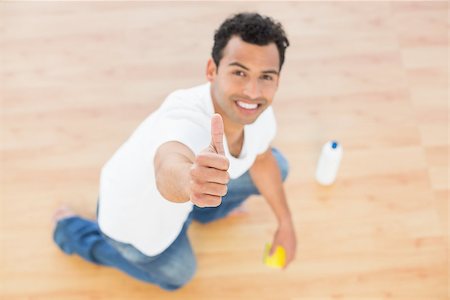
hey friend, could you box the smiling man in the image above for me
[53,12,296,291]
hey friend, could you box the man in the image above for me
[53,12,296,291]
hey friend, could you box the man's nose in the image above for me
[243,79,261,100]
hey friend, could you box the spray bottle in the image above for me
[315,140,343,185]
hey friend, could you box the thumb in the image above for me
[210,113,225,155]
[269,244,277,256]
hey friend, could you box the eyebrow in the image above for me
[228,62,279,76]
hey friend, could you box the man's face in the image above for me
[207,36,280,125]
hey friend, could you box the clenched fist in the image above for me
[189,113,230,207]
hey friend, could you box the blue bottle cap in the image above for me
[331,141,338,149]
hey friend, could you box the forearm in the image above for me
[155,160,192,203]
[249,150,292,225]
[154,142,194,203]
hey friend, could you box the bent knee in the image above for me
[158,256,197,291]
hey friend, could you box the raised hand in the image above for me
[189,114,230,207]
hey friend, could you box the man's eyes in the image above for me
[261,74,273,81]
[232,71,273,81]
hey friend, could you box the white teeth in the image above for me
[237,101,258,110]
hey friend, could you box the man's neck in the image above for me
[222,116,245,157]
[223,117,243,140]
[212,100,243,141]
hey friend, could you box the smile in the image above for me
[236,101,259,110]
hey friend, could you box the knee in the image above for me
[272,148,289,182]
[158,254,197,291]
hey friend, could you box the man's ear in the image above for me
[206,58,217,82]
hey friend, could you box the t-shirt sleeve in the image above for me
[152,107,210,156]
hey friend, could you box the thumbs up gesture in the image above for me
[189,114,230,207]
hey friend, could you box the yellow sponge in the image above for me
[263,243,286,269]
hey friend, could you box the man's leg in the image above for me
[53,212,196,291]
[192,147,289,224]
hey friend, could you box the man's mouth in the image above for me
[236,101,259,110]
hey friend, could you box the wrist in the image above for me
[277,215,293,228]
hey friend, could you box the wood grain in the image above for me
[1,2,448,299]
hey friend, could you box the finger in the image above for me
[190,193,221,207]
[269,244,276,256]
[190,166,230,184]
[191,181,228,197]
[210,113,225,155]
[195,152,229,171]
[282,249,294,270]
[284,253,293,267]
[287,250,295,262]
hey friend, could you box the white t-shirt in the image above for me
[97,82,277,256]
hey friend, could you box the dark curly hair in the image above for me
[212,13,289,71]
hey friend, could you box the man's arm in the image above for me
[249,147,296,267]
[249,148,292,225]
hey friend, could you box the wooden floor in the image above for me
[0,2,448,299]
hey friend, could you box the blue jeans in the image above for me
[53,148,289,291]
